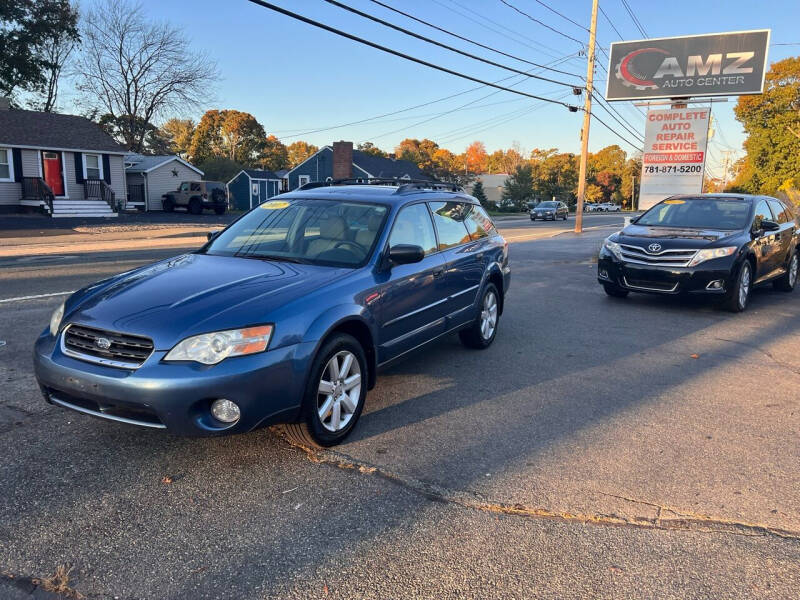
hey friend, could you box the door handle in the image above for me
[432,269,444,278]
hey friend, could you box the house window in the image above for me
[0,148,11,181]
[298,175,310,187]
[84,154,102,180]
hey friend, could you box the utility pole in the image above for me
[574,0,599,233]
[720,150,733,189]
[630,173,635,211]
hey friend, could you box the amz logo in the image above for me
[616,48,755,90]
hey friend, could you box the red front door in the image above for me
[42,152,64,196]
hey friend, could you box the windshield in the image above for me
[204,198,389,267]
[635,197,751,230]
[538,202,557,208]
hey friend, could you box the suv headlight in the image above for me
[602,237,623,260]
[49,301,65,336]
[164,325,273,365]
[687,247,737,267]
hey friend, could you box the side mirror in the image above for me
[760,219,780,232]
[387,244,425,266]
[207,230,221,241]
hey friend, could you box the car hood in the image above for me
[534,207,556,211]
[63,254,350,349]
[618,224,739,249]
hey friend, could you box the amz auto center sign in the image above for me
[639,108,709,210]
[605,30,770,101]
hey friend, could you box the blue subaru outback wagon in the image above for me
[34,181,510,446]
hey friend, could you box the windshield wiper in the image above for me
[237,253,310,264]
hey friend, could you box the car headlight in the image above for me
[687,247,737,267]
[602,237,623,260]
[164,325,273,365]
[49,301,65,336]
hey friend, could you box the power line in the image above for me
[592,93,645,142]
[590,110,643,151]
[435,0,569,60]
[598,5,625,40]
[619,0,648,38]
[274,52,579,139]
[245,0,578,110]
[366,0,583,78]
[322,0,581,88]
[528,0,589,32]
[497,0,586,47]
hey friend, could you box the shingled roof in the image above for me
[352,150,426,179]
[0,108,126,153]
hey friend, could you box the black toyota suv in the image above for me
[598,194,799,312]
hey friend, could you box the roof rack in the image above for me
[297,177,463,193]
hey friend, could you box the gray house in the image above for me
[285,141,426,190]
[0,101,127,217]
[124,154,204,211]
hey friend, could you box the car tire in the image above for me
[188,198,202,215]
[773,251,798,292]
[213,205,226,215]
[162,197,174,212]
[530,216,536,221]
[459,283,500,349]
[603,283,629,298]
[280,333,367,448]
[725,260,752,312]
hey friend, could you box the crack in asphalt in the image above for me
[276,431,800,543]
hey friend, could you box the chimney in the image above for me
[0,97,10,111]
[332,140,353,180]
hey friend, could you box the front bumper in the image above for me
[34,329,315,436]
[597,252,735,295]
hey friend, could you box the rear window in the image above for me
[636,197,751,230]
[205,182,224,191]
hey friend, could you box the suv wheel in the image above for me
[162,197,174,212]
[280,333,367,448]
[188,198,202,215]
[725,261,752,312]
[459,283,499,349]
[773,251,798,292]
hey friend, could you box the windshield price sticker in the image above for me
[639,107,710,211]
[261,200,290,210]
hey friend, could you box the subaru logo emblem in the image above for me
[648,243,662,253]
[95,337,111,350]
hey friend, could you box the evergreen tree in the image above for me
[472,180,489,207]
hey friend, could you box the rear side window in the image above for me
[190,182,201,191]
[753,199,773,230]
[389,203,437,255]
[768,200,790,224]
[429,202,472,250]
[463,205,495,240]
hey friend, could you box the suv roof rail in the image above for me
[297,177,462,193]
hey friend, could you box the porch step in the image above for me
[51,198,118,218]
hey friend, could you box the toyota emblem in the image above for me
[647,243,662,253]
[95,337,111,350]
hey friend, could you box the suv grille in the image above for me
[62,324,154,368]
[619,244,699,268]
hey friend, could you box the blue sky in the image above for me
[79,0,800,175]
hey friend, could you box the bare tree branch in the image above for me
[76,0,218,152]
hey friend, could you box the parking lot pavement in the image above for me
[2,218,800,598]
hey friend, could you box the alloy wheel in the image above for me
[480,290,498,340]
[317,350,361,433]
[790,254,798,287]
[739,263,751,309]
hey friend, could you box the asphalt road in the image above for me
[1,212,799,599]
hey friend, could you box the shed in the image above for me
[227,169,281,211]
[124,154,204,211]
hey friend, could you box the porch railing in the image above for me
[21,177,54,215]
[85,178,117,212]
[126,183,145,209]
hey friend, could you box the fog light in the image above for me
[599,269,609,280]
[210,399,240,423]
[706,280,724,290]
